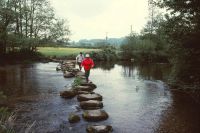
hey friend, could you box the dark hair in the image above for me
[80,52,82,54]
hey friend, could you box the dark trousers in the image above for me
[78,62,82,70]
[85,69,90,82]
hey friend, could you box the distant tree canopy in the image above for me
[120,1,168,63]
[0,0,70,54]
[120,33,168,62]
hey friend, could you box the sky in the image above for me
[50,0,149,41]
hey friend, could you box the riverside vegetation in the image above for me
[0,92,14,133]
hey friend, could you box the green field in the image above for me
[38,47,99,57]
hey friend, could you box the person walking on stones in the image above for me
[81,54,94,83]
[76,52,84,70]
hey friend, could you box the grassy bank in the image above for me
[38,47,100,57]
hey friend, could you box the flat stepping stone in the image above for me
[56,66,61,71]
[70,68,80,74]
[86,125,113,133]
[68,113,80,123]
[63,72,74,78]
[80,100,103,110]
[77,94,102,101]
[81,83,97,89]
[65,61,75,65]
[77,91,90,95]
[82,110,109,121]
[66,65,75,68]
[60,89,76,98]
[74,86,95,92]
[76,71,85,76]
[78,76,86,79]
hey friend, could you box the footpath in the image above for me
[57,60,113,133]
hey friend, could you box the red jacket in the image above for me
[81,58,94,70]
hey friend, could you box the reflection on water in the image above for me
[94,61,115,71]
[90,63,172,133]
[120,62,171,81]
[0,63,74,97]
[0,62,199,133]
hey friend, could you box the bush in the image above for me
[120,35,168,62]
[89,46,118,61]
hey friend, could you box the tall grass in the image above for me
[0,92,15,133]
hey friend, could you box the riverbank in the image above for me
[0,51,47,64]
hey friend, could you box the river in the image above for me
[0,62,199,133]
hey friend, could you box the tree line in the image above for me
[120,0,167,62]
[121,0,200,87]
[156,0,200,87]
[0,0,70,55]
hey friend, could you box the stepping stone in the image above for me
[68,113,80,123]
[56,66,61,71]
[60,89,76,98]
[82,110,109,121]
[65,62,75,65]
[70,68,80,74]
[80,100,103,110]
[74,86,95,92]
[66,65,74,68]
[76,71,85,77]
[77,76,86,79]
[77,94,102,101]
[81,83,97,89]
[77,91,90,95]
[63,72,74,78]
[86,125,113,133]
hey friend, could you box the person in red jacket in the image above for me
[81,54,94,83]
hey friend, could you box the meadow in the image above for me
[38,47,99,57]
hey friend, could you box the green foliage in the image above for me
[155,0,200,86]
[90,45,118,61]
[0,91,7,99]
[0,107,15,133]
[0,108,10,123]
[0,91,14,133]
[72,77,83,88]
[120,34,168,62]
[0,0,70,54]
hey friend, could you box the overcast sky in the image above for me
[50,0,149,41]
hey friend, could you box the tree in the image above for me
[49,18,70,43]
[0,0,16,54]
[0,0,71,54]
[155,0,200,85]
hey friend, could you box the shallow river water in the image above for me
[0,62,199,133]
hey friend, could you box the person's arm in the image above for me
[76,55,79,63]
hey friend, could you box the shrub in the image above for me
[89,46,118,61]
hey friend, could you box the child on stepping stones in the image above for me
[81,54,94,83]
[76,52,84,70]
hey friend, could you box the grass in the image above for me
[72,77,83,88]
[38,47,99,57]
